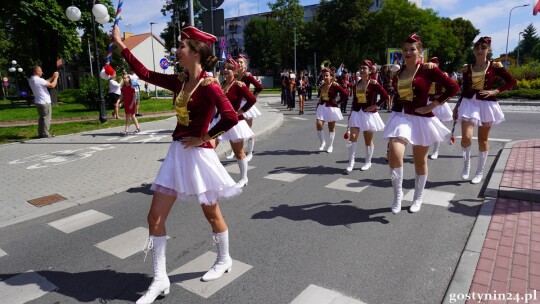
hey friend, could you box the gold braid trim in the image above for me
[177,72,187,82]
[235,80,246,87]
[492,61,503,68]
[423,62,435,69]
[201,77,219,86]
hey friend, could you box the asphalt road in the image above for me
[0,100,538,304]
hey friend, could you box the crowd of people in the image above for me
[107,21,516,303]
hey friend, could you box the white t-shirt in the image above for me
[108,79,121,95]
[28,75,51,105]
[130,73,140,92]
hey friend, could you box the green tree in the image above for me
[267,0,305,70]
[440,17,479,72]
[511,24,540,64]
[159,0,205,53]
[243,17,282,75]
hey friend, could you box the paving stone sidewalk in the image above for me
[444,139,540,304]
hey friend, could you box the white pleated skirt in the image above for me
[457,95,505,126]
[316,105,344,122]
[383,111,451,146]
[220,119,254,142]
[241,99,261,119]
[428,100,453,122]
[151,141,242,205]
[348,110,385,132]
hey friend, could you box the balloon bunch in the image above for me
[102,0,124,79]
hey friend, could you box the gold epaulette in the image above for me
[492,61,503,68]
[201,77,219,86]
[244,72,252,77]
[423,62,435,69]
[235,80,245,87]
[331,81,339,86]
[369,79,378,85]
[177,72,187,82]
[461,65,469,73]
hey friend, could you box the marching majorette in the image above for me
[453,36,516,184]
[113,25,241,304]
[219,58,256,188]
[426,56,454,160]
[346,59,389,172]
[382,33,459,214]
[225,54,263,162]
[316,67,348,153]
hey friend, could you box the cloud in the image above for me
[424,0,462,11]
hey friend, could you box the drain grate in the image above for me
[27,193,67,207]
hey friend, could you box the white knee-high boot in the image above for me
[472,151,488,184]
[462,146,472,180]
[327,132,335,153]
[236,158,248,187]
[390,167,403,214]
[246,138,255,161]
[430,142,440,159]
[346,142,358,172]
[317,130,326,150]
[409,174,428,213]
[202,230,232,282]
[137,236,170,304]
[361,145,374,171]
[226,150,235,159]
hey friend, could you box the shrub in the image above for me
[57,89,79,104]
[499,88,540,100]
[74,77,109,110]
[507,60,540,80]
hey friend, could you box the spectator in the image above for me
[28,66,58,138]
[129,69,142,117]
[118,74,140,135]
[108,73,122,119]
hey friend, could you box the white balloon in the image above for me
[92,4,108,19]
[96,14,110,25]
[390,64,401,73]
[99,68,109,80]
[65,6,81,22]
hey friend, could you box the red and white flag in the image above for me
[534,0,540,16]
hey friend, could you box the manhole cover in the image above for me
[27,194,67,207]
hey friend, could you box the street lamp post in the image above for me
[505,4,530,67]
[517,32,524,66]
[8,60,23,98]
[65,1,109,123]
[150,22,158,98]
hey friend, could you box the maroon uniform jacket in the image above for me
[121,48,238,148]
[223,80,256,121]
[461,60,516,101]
[392,62,459,117]
[319,82,348,107]
[351,80,389,113]
[240,72,263,95]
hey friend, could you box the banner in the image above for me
[386,48,429,65]
[534,0,540,16]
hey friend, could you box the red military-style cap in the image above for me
[236,54,249,60]
[404,33,421,44]
[476,36,492,47]
[180,26,217,46]
[225,58,239,70]
[321,67,334,76]
[360,59,374,68]
[429,57,439,64]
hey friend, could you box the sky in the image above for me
[113,0,540,58]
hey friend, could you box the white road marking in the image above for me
[264,172,307,182]
[0,271,57,304]
[325,178,371,193]
[95,227,149,259]
[402,188,455,208]
[48,210,113,234]
[290,284,367,304]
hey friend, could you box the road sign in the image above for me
[221,50,226,60]
[159,58,169,70]
[199,0,224,10]
[201,9,224,37]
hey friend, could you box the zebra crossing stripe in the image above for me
[168,251,252,298]
[290,117,309,121]
[0,248,6,258]
[290,284,367,304]
[402,188,455,208]
[0,271,57,304]
[264,172,307,182]
[95,227,149,259]
[325,178,370,193]
[225,164,256,174]
[48,209,113,234]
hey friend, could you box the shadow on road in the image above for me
[252,200,389,226]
